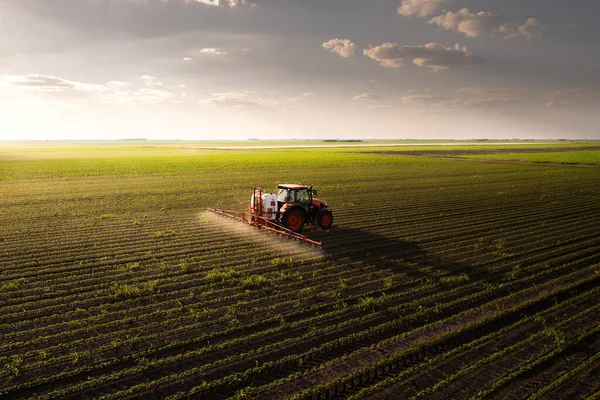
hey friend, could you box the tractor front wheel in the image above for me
[282,208,306,232]
[317,210,333,230]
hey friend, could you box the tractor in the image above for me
[208,184,333,247]
[274,184,333,232]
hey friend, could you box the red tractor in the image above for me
[208,184,333,247]
[275,184,333,231]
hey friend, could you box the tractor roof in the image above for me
[277,184,310,190]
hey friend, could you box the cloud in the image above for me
[429,8,540,39]
[548,86,600,108]
[429,8,509,38]
[187,0,250,6]
[0,74,106,93]
[288,92,317,101]
[457,87,530,97]
[397,90,523,109]
[546,101,573,108]
[322,39,356,58]
[199,91,273,108]
[200,48,228,56]
[106,81,131,88]
[401,95,448,104]
[136,88,175,102]
[128,0,255,7]
[353,93,384,101]
[398,0,449,17]
[363,42,486,70]
[97,82,179,105]
[398,94,520,110]
[183,57,193,61]
[451,97,519,108]
[407,88,431,94]
[518,18,541,39]
[137,76,168,89]
[0,74,186,106]
[1,75,76,91]
[366,104,393,110]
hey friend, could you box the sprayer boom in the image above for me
[206,207,322,247]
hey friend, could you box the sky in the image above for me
[0,0,599,140]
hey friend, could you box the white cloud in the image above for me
[429,8,540,39]
[322,39,356,58]
[0,74,106,93]
[302,92,317,97]
[398,0,449,17]
[366,104,393,110]
[188,0,250,6]
[200,48,228,56]
[518,18,541,39]
[183,57,193,61]
[363,42,486,70]
[429,8,508,38]
[97,83,179,105]
[0,74,185,106]
[199,91,274,108]
[137,88,175,102]
[0,75,76,91]
[105,81,131,88]
[353,93,384,101]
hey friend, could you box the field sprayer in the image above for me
[207,184,333,247]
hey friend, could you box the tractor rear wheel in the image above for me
[317,209,333,230]
[282,207,306,232]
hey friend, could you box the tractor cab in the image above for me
[277,184,313,206]
[276,184,333,232]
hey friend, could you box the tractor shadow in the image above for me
[310,226,488,283]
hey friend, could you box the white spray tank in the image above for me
[250,192,278,221]
[262,193,278,221]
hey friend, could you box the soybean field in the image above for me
[1,141,599,399]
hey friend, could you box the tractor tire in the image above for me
[317,209,333,230]
[282,207,306,232]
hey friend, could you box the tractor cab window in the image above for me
[277,188,310,204]
[295,189,310,204]
[277,188,289,203]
